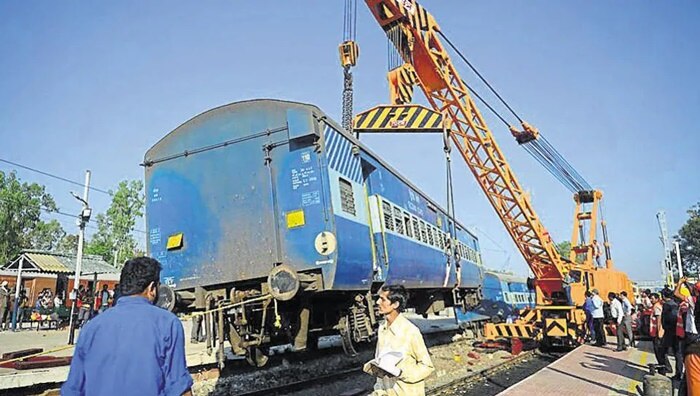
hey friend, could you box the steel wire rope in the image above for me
[437,31,594,194]
[437,30,523,123]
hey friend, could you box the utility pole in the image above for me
[656,211,674,286]
[11,256,25,331]
[68,171,92,345]
[675,241,684,279]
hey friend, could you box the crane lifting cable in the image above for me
[340,0,359,136]
[438,29,593,194]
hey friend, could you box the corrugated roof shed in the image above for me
[3,250,119,275]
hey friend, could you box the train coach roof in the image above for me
[144,98,477,241]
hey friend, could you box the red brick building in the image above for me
[0,250,120,308]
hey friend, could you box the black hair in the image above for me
[661,288,673,299]
[644,289,652,295]
[608,292,617,299]
[620,291,628,297]
[584,290,592,297]
[380,284,408,312]
[650,292,660,300]
[119,257,162,296]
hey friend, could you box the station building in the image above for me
[0,250,119,307]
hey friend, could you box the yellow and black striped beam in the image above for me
[353,104,443,133]
[484,323,537,340]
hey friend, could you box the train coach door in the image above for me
[361,160,386,283]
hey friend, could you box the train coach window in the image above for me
[420,221,428,244]
[403,212,413,238]
[435,228,443,249]
[382,201,394,231]
[339,178,356,216]
[427,224,434,246]
[393,207,404,235]
[412,217,420,242]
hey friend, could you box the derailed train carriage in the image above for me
[145,99,484,366]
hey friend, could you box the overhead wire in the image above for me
[0,158,112,196]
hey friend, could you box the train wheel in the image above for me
[339,315,359,357]
[245,346,269,367]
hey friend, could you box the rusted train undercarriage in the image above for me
[157,266,481,369]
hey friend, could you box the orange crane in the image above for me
[356,0,633,345]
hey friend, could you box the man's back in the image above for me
[61,295,192,396]
[662,299,679,332]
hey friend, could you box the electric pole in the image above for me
[68,170,92,345]
[656,211,674,286]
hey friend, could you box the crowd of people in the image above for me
[0,280,120,331]
[639,279,700,395]
[580,280,700,395]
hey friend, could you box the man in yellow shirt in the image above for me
[364,285,434,395]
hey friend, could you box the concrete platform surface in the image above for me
[500,337,658,396]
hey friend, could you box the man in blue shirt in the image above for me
[62,257,192,396]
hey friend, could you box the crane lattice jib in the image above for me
[365,0,567,284]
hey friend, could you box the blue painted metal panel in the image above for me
[287,108,318,141]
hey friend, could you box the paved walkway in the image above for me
[501,338,659,396]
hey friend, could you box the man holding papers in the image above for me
[364,285,434,395]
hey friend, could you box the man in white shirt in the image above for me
[364,285,434,395]
[609,292,626,351]
[619,291,636,348]
[591,289,605,346]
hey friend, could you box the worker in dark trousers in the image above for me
[609,292,626,351]
[650,293,670,373]
[620,291,636,348]
[659,289,682,378]
[191,314,205,344]
[591,289,606,346]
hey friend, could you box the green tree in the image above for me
[0,171,63,262]
[676,202,700,276]
[56,233,79,254]
[86,180,145,267]
[555,240,572,259]
[27,219,66,251]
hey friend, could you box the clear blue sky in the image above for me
[1,1,698,281]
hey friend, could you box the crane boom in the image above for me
[364,0,567,302]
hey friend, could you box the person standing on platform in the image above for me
[583,291,596,343]
[620,291,636,348]
[676,279,700,386]
[591,289,606,346]
[364,285,434,396]
[61,256,193,396]
[642,289,653,309]
[98,285,110,314]
[112,283,121,306]
[609,292,627,351]
[0,281,10,331]
[659,289,682,376]
[650,292,670,374]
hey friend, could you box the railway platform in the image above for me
[501,337,664,396]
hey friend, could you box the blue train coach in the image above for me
[145,99,484,363]
[456,270,535,325]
